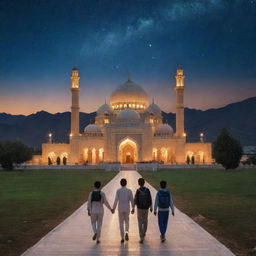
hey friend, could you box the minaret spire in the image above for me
[70,68,80,136]
[174,67,185,138]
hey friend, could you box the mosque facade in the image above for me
[41,68,212,165]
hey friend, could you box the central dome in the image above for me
[110,77,149,110]
[117,109,141,121]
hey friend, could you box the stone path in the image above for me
[21,171,235,256]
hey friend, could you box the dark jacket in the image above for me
[134,187,152,209]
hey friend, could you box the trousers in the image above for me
[90,213,103,239]
[158,211,169,236]
[137,209,149,239]
[118,211,129,238]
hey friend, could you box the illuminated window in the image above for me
[150,118,154,123]
[133,104,135,108]
[104,119,109,124]
[129,104,131,108]
[124,104,127,108]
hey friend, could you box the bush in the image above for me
[213,128,243,170]
[0,141,32,170]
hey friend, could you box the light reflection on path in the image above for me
[21,171,235,256]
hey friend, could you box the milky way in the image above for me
[0,0,256,114]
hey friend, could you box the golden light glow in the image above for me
[104,118,109,124]
[71,69,80,88]
[183,132,187,137]
[49,133,52,137]
[200,133,204,137]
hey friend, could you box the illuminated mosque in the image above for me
[41,68,212,165]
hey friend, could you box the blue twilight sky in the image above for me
[0,0,256,114]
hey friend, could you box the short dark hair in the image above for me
[138,178,145,186]
[160,180,167,189]
[94,181,101,189]
[120,178,127,186]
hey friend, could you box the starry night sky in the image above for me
[0,0,256,114]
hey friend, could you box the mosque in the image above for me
[41,68,212,165]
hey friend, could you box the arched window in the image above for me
[161,148,168,163]
[152,148,157,161]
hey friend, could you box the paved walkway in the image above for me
[21,171,235,256]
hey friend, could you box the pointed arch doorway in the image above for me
[118,138,138,164]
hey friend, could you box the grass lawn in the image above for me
[140,168,256,256]
[0,169,117,256]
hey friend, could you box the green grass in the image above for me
[0,169,117,256]
[140,168,256,256]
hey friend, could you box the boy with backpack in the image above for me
[134,178,152,243]
[154,180,174,242]
[87,181,112,244]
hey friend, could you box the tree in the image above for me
[213,128,243,170]
[186,155,190,164]
[0,141,32,170]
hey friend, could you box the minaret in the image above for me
[70,68,80,136]
[175,67,185,137]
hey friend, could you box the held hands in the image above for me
[154,211,157,216]
[150,208,153,213]
[111,209,115,214]
[131,209,135,214]
[172,211,175,216]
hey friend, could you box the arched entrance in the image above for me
[119,138,138,164]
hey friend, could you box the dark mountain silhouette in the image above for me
[0,97,255,148]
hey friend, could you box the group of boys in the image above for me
[87,177,174,244]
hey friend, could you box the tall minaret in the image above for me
[175,67,185,137]
[70,68,80,136]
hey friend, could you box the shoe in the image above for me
[125,232,129,241]
[161,235,166,243]
[121,239,125,243]
[96,240,100,244]
[92,233,97,240]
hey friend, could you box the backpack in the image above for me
[136,188,151,209]
[158,190,170,208]
[91,191,101,202]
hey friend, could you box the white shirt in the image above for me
[113,187,135,213]
[87,190,111,214]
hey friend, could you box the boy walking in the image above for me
[113,178,135,243]
[134,178,152,243]
[154,180,174,242]
[87,181,112,244]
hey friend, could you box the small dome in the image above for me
[97,103,113,115]
[155,124,174,135]
[117,109,140,121]
[84,124,101,133]
[147,103,162,115]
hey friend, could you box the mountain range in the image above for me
[0,97,255,149]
